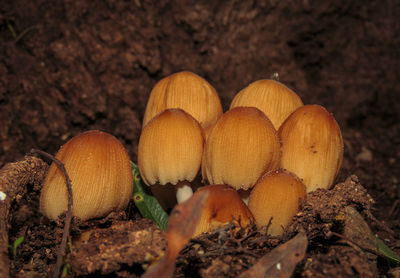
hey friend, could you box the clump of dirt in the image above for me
[69,219,166,276]
[287,175,375,240]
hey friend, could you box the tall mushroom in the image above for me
[138,108,204,209]
[202,107,281,201]
[40,130,133,221]
[142,71,223,129]
[230,79,303,130]
[278,104,344,192]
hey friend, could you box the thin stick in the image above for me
[30,149,73,278]
[364,210,395,236]
[14,25,40,43]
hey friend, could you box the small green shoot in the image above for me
[8,236,24,259]
[61,262,71,277]
[6,21,17,40]
[67,236,73,253]
[376,237,400,266]
[131,161,168,231]
[60,237,73,277]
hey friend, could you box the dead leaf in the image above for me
[142,189,209,278]
[343,206,377,260]
[239,231,308,278]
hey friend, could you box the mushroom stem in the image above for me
[237,188,251,205]
[175,181,193,204]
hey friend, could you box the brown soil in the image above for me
[1,0,399,277]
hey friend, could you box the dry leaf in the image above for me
[239,231,307,278]
[142,190,209,278]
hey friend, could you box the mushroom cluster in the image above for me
[139,72,344,236]
[38,71,342,237]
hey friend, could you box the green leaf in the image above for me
[14,236,24,249]
[131,161,168,231]
[10,236,24,258]
[376,237,400,265]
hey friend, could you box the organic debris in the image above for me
[239,231,307,278]
[142,190,209,278]
[69,219,165,276]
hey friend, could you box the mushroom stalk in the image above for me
[175,181,193,204]
[237,188,251,205]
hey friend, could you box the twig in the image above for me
[364,210,395,236]
[203,247,259,258]
[30,149,73,278]
[14,25,40,43]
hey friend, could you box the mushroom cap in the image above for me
[278,104,344,192]
[193,184,254,237]
[143,71,223,128]
[138,108,204,186]
[40,130,133,221]
[248,169,306,236]
[202,107,281,190]
[230,79,303,129]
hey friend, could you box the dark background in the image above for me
[1,0,399,243]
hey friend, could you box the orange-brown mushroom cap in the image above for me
[143,71,223,128]
[248,169,306,236]
[40,130,133,221]
[278,104,343,192]
[138,108,204,186]
[230,79,303,130]
[192,184,254,237]
[202,107,281,191]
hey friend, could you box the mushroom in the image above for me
[278,104,343,192]
[40,130,133,221]
[230,79,303,130]
[142,71,223,129]
[192,184,254,237]
[202,107,281,201]
[248,169,306,236]
[138,108,204,209]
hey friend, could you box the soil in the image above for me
[1,0,399,277]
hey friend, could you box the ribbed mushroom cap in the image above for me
[278,104,344,192]
[40,130,133,221]
[193,184,254,237]
[142,71,223,128]
[230,79,303,130]
[248,169,306,236]
[138,108,204,186]
[202,107,281,191]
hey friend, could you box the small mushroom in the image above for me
[138,108,204,209]
[278,104,344,192]
[202,107,281,196]
[230,79,303,130]
[40,130,133,221]
[248,169,306,236]
[142,71,223,129]
[192,184,254,237]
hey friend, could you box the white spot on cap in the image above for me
[0,191,6,201]
[276,262,281,270]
